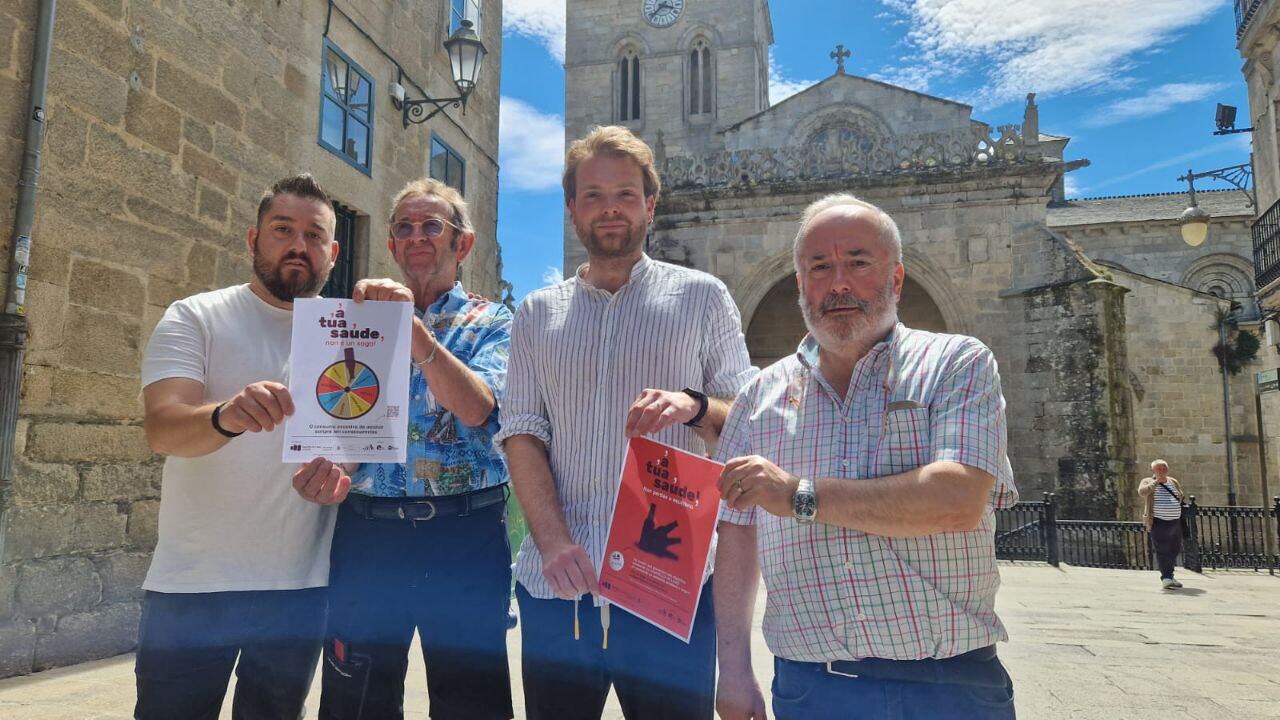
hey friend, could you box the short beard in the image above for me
[799,280,897,352]
[253,248,329,302]
[577,218,647,260]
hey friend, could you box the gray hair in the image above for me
[1151,459,1169,471]
[792,194,903,273]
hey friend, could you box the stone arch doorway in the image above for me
[744,275,948,367]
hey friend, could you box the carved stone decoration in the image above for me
[663,120,1031,190]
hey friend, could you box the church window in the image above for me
[319,39,373,174]
[689,39,713,116]
[618,49,641,122]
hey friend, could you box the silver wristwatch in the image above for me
[792,477,817,524]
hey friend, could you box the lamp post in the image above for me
[1177,163,1255,247]
[395,19,487,128]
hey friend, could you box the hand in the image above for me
[716,669,767,720]
[292,457,353,505]
[719,455,800,517]
[716,670,766,720]
[465,291,491,303]
[541,541,600,599]
[353,278,414,303]
[625,389,699,437]
[217,381,294,434]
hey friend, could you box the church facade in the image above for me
[564,0,1268,518]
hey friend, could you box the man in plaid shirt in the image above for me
[712,194,1019,720]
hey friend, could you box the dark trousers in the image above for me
[1151,517,1183,579]
[771,654,1016,720]
[516,581,716,720]
[319,499,513,720]
[134,587,326,720]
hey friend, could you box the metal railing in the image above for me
[1237,0,1266,38]
[1253,196,1280,289]
[1187,497,1280,571]
[994,494,1280,573]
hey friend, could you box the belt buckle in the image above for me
[419,500,436,521]
[825,661,859,679]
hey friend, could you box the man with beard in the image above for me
[291,178,515,720]
[712,195,1020,720]
[496,126,755,719]
[136,174,340,719]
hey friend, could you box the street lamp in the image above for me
[1177,163,1256,247]
[394,19,487,128]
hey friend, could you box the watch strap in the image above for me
[211,403,244,438]
[681,387,709,428]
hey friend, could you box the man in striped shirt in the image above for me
[713,195,1019,720]
[496,126,755,720]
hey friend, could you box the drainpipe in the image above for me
[0,0,56,527]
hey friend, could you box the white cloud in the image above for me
[505,0,566,62]
[499,97,565,193]
[541,266,564,286]
[879,0,1228,107]
[1063,175,1085,198]
[769,49,817,104]
[1083,82,1230,128]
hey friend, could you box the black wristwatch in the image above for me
[681,387,709,428]
[211,403,244,438]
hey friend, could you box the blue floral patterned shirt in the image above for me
[351,283,512,497]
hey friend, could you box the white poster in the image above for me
[283,298,413,463]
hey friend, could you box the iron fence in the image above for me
[994,494,1280,573]
[1253,196,1280,289]
[1237,0,1265,38]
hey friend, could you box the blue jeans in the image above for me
[772,655,1016,720]
[134,588,326,720]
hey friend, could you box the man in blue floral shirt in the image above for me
[293,178,514,720]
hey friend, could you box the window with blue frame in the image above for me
[319,40,373,173]
[430,136,466,196]
[450,0,482,33]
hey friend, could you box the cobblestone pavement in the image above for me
[1,562,1278,719]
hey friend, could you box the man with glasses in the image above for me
[293,178,515,719]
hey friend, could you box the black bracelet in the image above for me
[211,403,244,438]
[681,387,709,428]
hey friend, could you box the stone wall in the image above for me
[0,0,504,676]
[1115,271,1267,508]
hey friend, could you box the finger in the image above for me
[326,475,351,505]
[561,558,591,597]
[302,462,338,501]
[244,386,284,427]
[572,549,601,594]
[623,395,655,437]
[292,458,324,493]
[630,401,666,438]
[319,469,351,505]
[221,403,263,433]
[266,384,295,418]
[352,279,369,303]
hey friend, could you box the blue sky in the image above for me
[495,0,1251,301]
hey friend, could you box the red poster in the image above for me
[598,437,723,642]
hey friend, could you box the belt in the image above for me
[780,645,1005,687]
[344,485,508,521]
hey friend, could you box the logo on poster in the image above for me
[609,551,625,571]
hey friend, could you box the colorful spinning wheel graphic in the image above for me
[316,347,380,420]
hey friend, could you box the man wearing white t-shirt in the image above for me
[136,174,344,719]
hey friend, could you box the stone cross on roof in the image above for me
[831,44,850,74]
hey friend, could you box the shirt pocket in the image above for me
[873,406,930,476]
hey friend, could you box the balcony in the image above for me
[1253,196,1280,290]
[1238,0,1266,39]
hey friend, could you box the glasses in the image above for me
[391,217,461,241]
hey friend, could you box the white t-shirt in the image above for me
[140,284,336,593]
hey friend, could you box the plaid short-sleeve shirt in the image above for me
[717,325,1018,662]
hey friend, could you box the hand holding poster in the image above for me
[283,298,412,463]
[598,437,723,643]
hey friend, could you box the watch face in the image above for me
[643,0,684,27]
[794,491,817,520]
